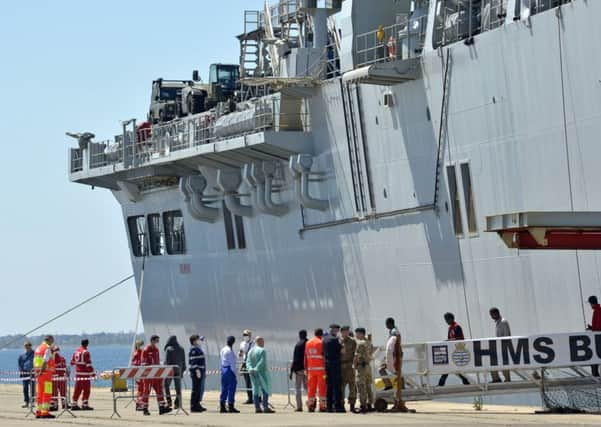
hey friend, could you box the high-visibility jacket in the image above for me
[304,337,325,373]
[71,346,94,376]
[34,342,55,375]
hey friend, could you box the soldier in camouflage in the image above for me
[353,328,373,413]
[339,326,357,412]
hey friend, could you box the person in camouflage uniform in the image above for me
[353,328,373,413]
[339,326,357,412]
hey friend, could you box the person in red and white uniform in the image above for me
[131,339,145,411]
[50,346,68,411]
[140,335,171,416]
[70,339,94,410]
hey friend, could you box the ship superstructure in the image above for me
[68,0,601,372]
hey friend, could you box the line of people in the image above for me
[24,336,95,419]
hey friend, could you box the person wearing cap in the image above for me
[340,326,357,412]
[353,328,374,413]
[220,336,239,413]
[322,324,344,412]
[238,330,254,404]
[50,346,68,411]
[189,334,207,412]
[18,341,35,408]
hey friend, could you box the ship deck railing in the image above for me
[432,0,572,49]
[355,15,428,69]
[70,97,311,174]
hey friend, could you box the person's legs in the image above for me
[227,370,237,405]
[81,377,92,408]
[199,370,206,404]
[295,372,304,410]
[325,366,334,410]
[332,366,344,410]
[490,371,501,382]
[164,377,173,407]
[72,377,83,406]
[502,370,511,382]
[219,370,229,405]
[262,390,269,410]
[592,365,600,377]
[437,374,448,386]
[458,374,470,385]
[22,379,30,405]
[317,373,327,411]
[243,373,253,403]
[174,378,182,408]
[306,373,317,411]
[190,374,200,410]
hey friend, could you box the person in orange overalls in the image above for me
[131,340,145,411]
[34,335,56,419]
[304,328,326,412]
[50,346,68,411]
[70,339,95,410]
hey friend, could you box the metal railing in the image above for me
[72,97,310,173]
[432,0,572,49]
[355,15,428,68]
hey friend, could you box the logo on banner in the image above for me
[431,345,449,365]
[452,343,471,366]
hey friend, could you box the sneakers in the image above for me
[191,406,206,413]
[81,406,94,411]
[21,403,29,409]
[69,405,81,411]
[295,408,303,412]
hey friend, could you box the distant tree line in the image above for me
[0,332,145,349]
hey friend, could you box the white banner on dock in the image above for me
[426,332,601,374]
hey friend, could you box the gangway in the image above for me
[374,332,601,411]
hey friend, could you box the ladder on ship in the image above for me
[433,49,453,210]
[240,10,264,100]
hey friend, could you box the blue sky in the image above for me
[0,0,265,336]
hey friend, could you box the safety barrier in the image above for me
[106,365,187,418]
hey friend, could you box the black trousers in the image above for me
[164,377,182,406]
[438,374,470,386]
[592,365,600,377]
[243,373,253,401]
[190,369,206,409]
[325,363,343,410]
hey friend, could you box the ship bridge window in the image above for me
[127,216,148,257]
[148,213,165,256]
[163,210,186,255]
[446,165,463,237]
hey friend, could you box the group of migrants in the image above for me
[20,295,601,418]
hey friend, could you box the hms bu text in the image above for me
[427,332,601,375]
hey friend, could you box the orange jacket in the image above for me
[34,342,55,375]
[304,336,325,372]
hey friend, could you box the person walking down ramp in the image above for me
[438,313,470,387]
[220,336,239,413]
[247,337,275,413]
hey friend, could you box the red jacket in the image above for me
[131,349,143,366]
[141,344,160,366]
[592,304,601,331]
[70,346,94,376]
[54,354,67,377]
[447,322,465,340]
